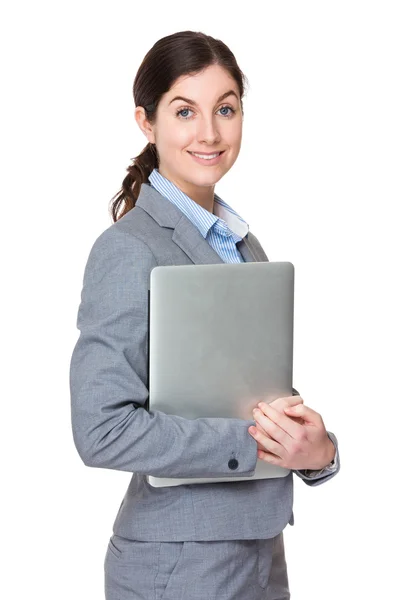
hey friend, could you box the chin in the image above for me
[188,171,226,186]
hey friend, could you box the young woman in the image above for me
[70,30,340,600]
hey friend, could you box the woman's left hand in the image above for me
[248,399,335,470]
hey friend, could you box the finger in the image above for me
[250,425,286,458]
[284,403,321,425]
[250,415,273,452]
[255,421,269,437]
[267,395,304,412]
[271,395,304,404]
[249,416,269,452]
[257,401,305,440]
[257,449,285,467]
[252,408,290,450]
[254,422,273,451]
[257,440,269,453]
[285,414,305,425]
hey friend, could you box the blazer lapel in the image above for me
[236,235,268,263]
[135,183,266,265]
[172,217,225,264]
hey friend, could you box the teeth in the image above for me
[191,152,220,160]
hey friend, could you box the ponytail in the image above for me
[109,142,159,223]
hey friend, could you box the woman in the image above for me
[70,30,340,600]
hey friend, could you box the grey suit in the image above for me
[70,182,340,544]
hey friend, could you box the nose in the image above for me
[196,114,221,145]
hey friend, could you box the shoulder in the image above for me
[88,203,161,258]
[82,218,158,288]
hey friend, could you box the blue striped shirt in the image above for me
[148,168,248,263]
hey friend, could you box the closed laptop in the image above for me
[146,261,295,487]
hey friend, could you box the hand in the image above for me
[251,394,304,454]
[249,398,335,470]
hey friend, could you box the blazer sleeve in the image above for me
[69,226,259,479]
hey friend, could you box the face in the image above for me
[135,64,243,209]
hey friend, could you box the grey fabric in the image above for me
[104,531,290,599]
[70,182,340,543]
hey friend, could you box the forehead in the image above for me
[164,65,239,105]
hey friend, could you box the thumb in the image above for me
[284,403,319,425]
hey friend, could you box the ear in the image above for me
[134,106,156,144]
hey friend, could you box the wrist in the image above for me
[311,437,336,470]
[324,436,336,467]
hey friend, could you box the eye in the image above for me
[175,105,236,120]
[218,105,235,117]
[176,107,194,119]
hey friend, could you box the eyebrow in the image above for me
[168,90,239,106]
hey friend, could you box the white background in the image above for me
[1,1,415,598]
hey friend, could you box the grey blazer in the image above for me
[70,182,340,542]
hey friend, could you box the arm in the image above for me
[70,226,258,479]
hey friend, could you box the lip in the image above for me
[187,150,225,166]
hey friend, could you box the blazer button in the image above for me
[228,458,239,470]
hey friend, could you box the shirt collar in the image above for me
[148,168,249,240]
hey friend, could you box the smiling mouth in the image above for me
[187,150,225,160]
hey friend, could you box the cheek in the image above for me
[157,125,192,151]
[231,128,243,146]
[173,128,194,149]
[224,128,242,153]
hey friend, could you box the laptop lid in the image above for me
[147,261,294,487]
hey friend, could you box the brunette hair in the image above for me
[109,30,249,222]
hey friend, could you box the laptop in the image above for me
[146,261,295,487]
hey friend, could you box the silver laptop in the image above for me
[146,261,295,487]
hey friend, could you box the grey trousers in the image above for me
[104,531,290,599]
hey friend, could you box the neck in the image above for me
[158,167,215,213]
